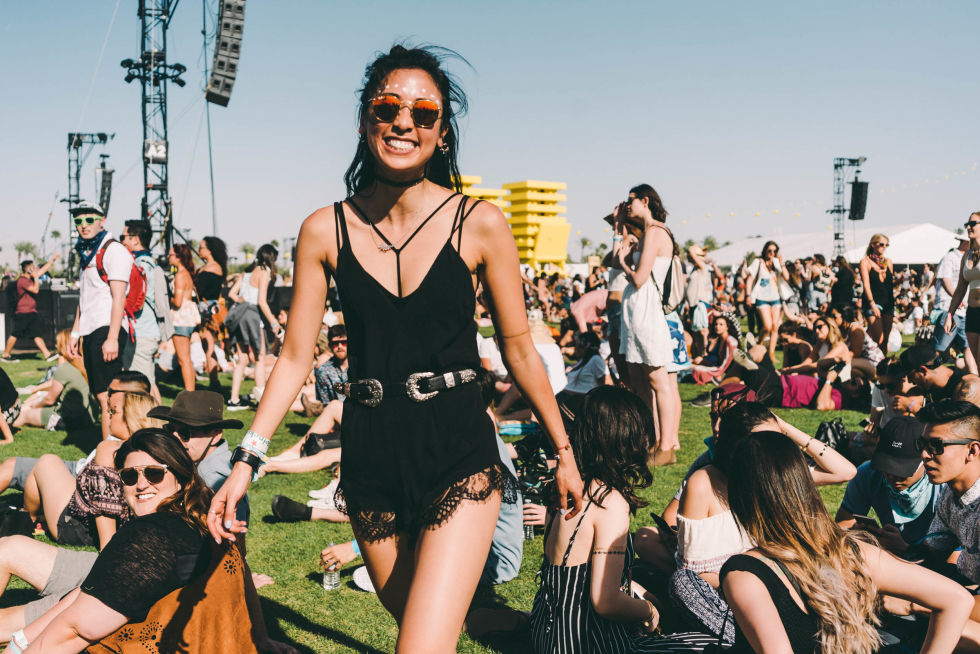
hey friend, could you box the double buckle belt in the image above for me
[334,368,478,408]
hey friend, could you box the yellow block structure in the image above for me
[459,175,506,209]
[503,180,570,270]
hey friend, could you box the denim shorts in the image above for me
[755,299,782,307]
[173,325,195,337]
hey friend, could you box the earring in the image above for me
[438,142,449,155]
[359,134,366,144]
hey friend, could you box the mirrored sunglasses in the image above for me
[369,93,441,129]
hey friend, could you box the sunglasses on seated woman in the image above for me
[916,437,979,456]
[119,464,170,486]
[369,93,441,129]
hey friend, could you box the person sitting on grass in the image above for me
[835,415,941,556]
[12,328,93,432]
[900,342,980,407]
[529,386,716,652]
[778,315,849,377]
[17,372,161,551]
[0,372,151,500]
[640,400,856,644]
[689,313,740,386]
[720,430,974,654]
[0,368,20,444]
[14,429,297,654]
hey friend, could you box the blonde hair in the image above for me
[55,328,86,382]
[865,233,889,257]
[729,432,881,654]
[122,393,163,437]
[815,318,844,347]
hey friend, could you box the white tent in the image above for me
[706,223,964,268]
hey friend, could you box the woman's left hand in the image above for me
[555,454,584,520]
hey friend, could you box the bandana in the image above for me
[887,467,933,525]
[75,230,108,271]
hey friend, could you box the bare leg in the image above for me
[767,305,783,360]
[2,336,15,359]
[33,338,51,359]
[24,455,77,540]
[634,526,676,572]
[173,334,195,391]
[880,313,895,352]
[396,494,501,653]
[0,459,17,495]
[967,333,980,378]
[0,536,59,595]
[648,366,678,451]
[667,372,681,446]
[12,407,43,429]
[230,345,248,403]
[253,340,268,395]
[867,312,883,346]
[359,536,416,624]
[263,448,341,475]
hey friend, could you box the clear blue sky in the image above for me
[1,1,977,264]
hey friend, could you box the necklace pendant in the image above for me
[377,243,393,253]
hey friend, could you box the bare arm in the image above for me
[860,541,972,654]
[475,203,583,517]
[24,591,128,653]
[209,212,331,541]
[36,380,64,407]
[170,270,190,309]
[618,226,670,290]
[589,496,656,627]
[947,253,971,316]
[772,413,856,484]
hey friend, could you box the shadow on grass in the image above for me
[285,423,309,438]
[468,583,534,653]
[261,593,386,654]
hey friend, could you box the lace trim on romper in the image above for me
[334,464,520,542]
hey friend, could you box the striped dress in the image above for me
[529,503,716,653]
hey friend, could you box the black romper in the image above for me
[332,194,517,542]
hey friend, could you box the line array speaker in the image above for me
[849,181,869,221]
[206,0,246,107]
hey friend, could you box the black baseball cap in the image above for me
[870,415,925,478]
[897,342,943,378]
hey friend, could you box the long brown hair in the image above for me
[55,328,86,381]
[172,243,195,278]
[728,431,881,654]
[114,429,213,537]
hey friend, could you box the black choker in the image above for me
[376,175,425,188]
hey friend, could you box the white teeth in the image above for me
[137,493,154,500]
[385,138,415,152]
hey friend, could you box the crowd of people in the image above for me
[1,39,980,654]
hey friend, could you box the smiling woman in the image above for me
[207,43,585,653]
[17,429,258,654]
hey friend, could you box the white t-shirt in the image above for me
[936,249,966,317]
[78,233,134,336]
[535,343,567,394]
[564,354,609,394]
[477,334,508,381]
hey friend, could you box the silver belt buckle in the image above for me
[405,372,437,402]
[335,379,383,407]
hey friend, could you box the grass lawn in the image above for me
[0,352,869,653]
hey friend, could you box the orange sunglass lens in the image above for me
[411,99,440,128]
[370,94,402,122]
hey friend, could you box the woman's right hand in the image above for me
[944,312,953,335]
[523,502,547,526]
[207,462,252,542]
[871,303,881,318]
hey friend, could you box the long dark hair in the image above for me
[629,183,668,223]
[713,401,774,475]
[344,44,469,197]
[202,236,228,277]
[172,243,195,278]
[245,243,278,285]
[572,386,653,512]
[114,428,213,537]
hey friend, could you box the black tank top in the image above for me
[867,263,894,311]
[331,194,516,542]
[195,271,224,301]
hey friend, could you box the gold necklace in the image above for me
[369,188,429,253]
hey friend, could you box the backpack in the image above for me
[648,223,686,314]
[815,417,849,456]
[95,240,146,340]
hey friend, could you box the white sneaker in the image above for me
[306,497,336,510]
[309,479,339,500]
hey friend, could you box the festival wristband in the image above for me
[10,630,28,653]
[70,331,80,339]
[241,430,271,460]
[351,539,361,557]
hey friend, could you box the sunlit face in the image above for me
[814,321,830,341]
[713,317,728,336]
[362,68,445,180]
[873,239,889,252]
[108,384,128,438]
[329,336,348,362]
[120,451,181,517]
[74,214,104,240]
[625,193,648,220]
[921,423,980,484]
[198,241,210,260]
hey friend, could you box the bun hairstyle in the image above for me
[345,44,469,197]
[114,428,214,536]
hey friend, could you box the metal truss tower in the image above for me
[65,132,114,279]
[829,156,866,258]
[121,0,186,254]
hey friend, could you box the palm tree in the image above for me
[579,237,592,262]
[14,241,38,262]
[240,242,255,262]
[594,242,609,259]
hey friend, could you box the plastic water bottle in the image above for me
[523,499,535,540]
[322,542,340,590]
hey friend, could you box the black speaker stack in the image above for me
[206,0,246,107]
[849,181,869,221]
